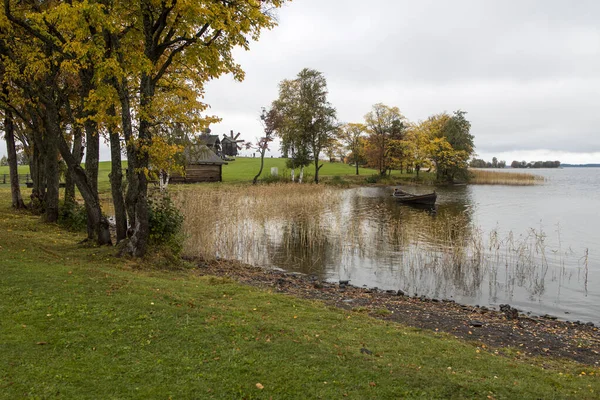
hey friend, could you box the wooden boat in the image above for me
[392,189,437,205]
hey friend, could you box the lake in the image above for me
[180,168,599,323]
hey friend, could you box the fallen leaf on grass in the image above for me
[36,341,47,345]
[256,383,264,389]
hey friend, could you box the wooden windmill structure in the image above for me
[221,130,245,157]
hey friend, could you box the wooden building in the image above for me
[169,144,228,183]
[199,134,221,155]
[221,131,244,158]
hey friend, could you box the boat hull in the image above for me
[393,192,437,205]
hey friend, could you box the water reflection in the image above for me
[178,181,596,322]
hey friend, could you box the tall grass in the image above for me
[469,169,544,185]
[176,183,340,263]
[176,184,589,305]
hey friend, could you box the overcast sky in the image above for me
[204,0,600,164]
[2,0,599,164]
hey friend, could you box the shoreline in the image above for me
[192,257,600,366]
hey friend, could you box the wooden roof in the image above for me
[200,134,220,146]
[184,144,228,165]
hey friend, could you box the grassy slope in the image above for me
[222,157,377,182]
[0,189,598,399]
[0,157,383,188]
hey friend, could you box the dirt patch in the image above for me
[192,259,600,366]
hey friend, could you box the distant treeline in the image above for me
[561,164,600,168]
[470,158,561,169]
[469,158,506,168]
[510,160,561,169]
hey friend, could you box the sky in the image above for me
[2,0,600,164]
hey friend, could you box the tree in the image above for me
[2,96,25,208]
[364,104,406,176]
[272,68,337,183]
[0,155,6,166]
[492,157,498,168]
[2,0,287,255]
[338,123,366,175]
[427,137,470,182]
[406,122,433,177]
[426,111,474,182]
[469,158,487,168]
[252,107,277,184]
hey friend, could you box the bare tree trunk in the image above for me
[108,107,127,243]
[42,89,111,245]
[77,67,101,240]
[4,106,25,208]
[56,133,112,245]
[124,73,153,257]
[313,150,322,184]
[355,160,359,175]
[27,117,47,209]
[112,76,137,235]
[64,125,83,206]
[109,134,127,243]
[252,148,267,184]
[43,124,59,223]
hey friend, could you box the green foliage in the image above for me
[271,68,338,182]
[148,194,184,255]
[365,174,380,184]
[58,201,88,232]
[261,172,287,184]
[0,155,7,167]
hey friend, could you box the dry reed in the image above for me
[175,183,340,262]
[173,183,588,302]
[469,169,544,185]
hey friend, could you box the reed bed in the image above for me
[175,183,588,303]
[469,169,544,185]
[175,183,340,262]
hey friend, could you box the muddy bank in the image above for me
[192,259,600,366]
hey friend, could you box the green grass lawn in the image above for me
[1,188,598,399]
[222,156,377,182]
[1,158,400,192]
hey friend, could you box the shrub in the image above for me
[365,174,380,184]
[59,201,88,232]
[148,194,184,255]
[261,173,287,184]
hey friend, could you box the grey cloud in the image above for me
[5,0,599,164]
[202,0,600,161]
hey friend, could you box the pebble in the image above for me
[469,320,484,327]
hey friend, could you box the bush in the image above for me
[365,174,380,184]
[59,201,88,232]
[261,173,287,184]
[148,194,184,255]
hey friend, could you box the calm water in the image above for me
[184,168,600,323]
